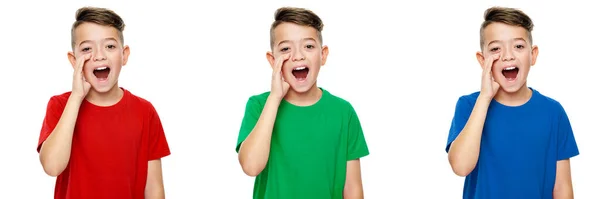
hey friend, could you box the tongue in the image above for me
[93,69,110,79]
[292,69,308,80]
[502,69,518,80]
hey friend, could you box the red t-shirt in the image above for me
[37,88,171,199]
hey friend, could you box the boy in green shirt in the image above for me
[235,7,370,199]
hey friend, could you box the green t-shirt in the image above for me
[236,88,370,199]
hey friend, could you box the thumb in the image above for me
[493,82,500,90]
[282,81,290,90]
[84,82,92,90]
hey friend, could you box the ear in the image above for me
[476,51,485,70]
[266,51,275,69]
[122,45,131,66]
[68,51,77,70]
[321,45,329,66]
[530,45,539,66]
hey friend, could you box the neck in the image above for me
[493,83,532,106]
[85,84,124,107]
[284,84,322,106]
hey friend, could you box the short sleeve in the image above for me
[147,105,171,161]
[556,105,579,161]
[236,97,263,153]
[446,96,473,153]
[37,96,64,153]
[347,105,369,161]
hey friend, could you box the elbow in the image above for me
[40,156,65,177]
[449,161,474,177]
[238,156,264,177]
[42,164,64,177]
[240,163,264,177]
[448,157,474,177]
[452,167,472,177]
[237,149,266,177]
[448,151,475,177]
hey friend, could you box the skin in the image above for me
[38,22,165,199]
[447,22,573,198]
[237,22,364,198]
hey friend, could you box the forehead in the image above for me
[483,22,530,44]
[74,22,120,44]
[273,22,319,43]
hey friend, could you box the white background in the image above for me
[0,0,598,198]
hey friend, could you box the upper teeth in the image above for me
[504,67,516,70]
[95,67,108,70]
[294,67,306,70]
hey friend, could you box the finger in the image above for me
[272,56,283,76]
[484,54,500,73]
[275,54,290,73]
[76,54,91,74]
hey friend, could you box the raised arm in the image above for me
[447,96,492,176]
[238,53,291,176]
[447,53,499,176]
[39,53,91,177]
[238,96,282,176]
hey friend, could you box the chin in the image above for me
[91,83,118,93]
[500,82,527,93]
[289,82,316,94]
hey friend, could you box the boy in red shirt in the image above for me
[36,7,171,199]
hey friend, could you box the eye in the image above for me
[490,47,500,52]
[107,44,116,49]
[515,44,525,49]
[280,47,290,52]
[81,47,91,52]
[306,44,315,49]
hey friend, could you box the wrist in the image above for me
[266,95,282,106]
[476,95,493,106]
[68,94,85,104]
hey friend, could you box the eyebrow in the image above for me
[277,38,317,47]
[487,38,527,47]
[78,37,118,47]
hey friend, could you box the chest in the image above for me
[481,108,560,159]
[73,108,146,152]
[271,109,349,155]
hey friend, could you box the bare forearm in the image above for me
[238,95,281,176]
[344,160,364,199]
[448,96,491,176]
[553,190,573,199]
[343,188,364,199]
[554,159,574,199]
[145,160,165,199]
[145,189,165,199]
[39,95,82,176]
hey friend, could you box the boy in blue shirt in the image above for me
[446,6,579,199]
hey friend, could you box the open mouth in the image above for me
[292,66,309,81]
[501,66,519,81]
[93,66,110,81]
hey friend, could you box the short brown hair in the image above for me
[270,7,324,49]
[71,7,125,49]
[480,7,534,50]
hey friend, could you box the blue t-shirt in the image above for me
[446,88,579,199]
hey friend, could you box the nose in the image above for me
[501,48,515,61]
[291,49,305,61]
[92,48,107,61]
